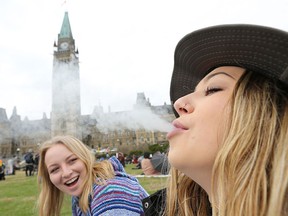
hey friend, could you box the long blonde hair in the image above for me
[37,135,114,216]
[165,71,288,215]
[165,169,210,216]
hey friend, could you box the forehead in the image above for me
[46,143,70,153]
[45,144,72,164]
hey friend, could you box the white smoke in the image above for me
[93,106,173,133]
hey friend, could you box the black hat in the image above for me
[170,24,288,107]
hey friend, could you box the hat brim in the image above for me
[170,24,288,111]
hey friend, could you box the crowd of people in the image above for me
[0,149,40,178]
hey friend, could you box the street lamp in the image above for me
[16,148,20,163]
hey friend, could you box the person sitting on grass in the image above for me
[141,152,161,176]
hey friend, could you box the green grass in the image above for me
[0,164,167,216]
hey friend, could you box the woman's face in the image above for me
[45,143,87,197]
[167,66,245,189]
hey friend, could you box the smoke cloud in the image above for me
[93,107,174,133]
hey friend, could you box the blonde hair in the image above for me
[165,169,210,216]
[165,71,288,215]
[37,136,114,216]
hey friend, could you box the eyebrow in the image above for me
[204,71,236,82]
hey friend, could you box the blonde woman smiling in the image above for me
[38,135,148,216]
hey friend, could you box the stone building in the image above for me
[0,12,174,158]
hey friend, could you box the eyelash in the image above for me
[50,167,59,174]
[205,87,222,96]
[69,158,77,163]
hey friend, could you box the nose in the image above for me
[62,166,72,178]
[174,95,194,115]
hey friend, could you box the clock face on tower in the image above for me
[60,42,69,50]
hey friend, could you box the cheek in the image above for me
[49,174,61,186]
[168,132,219,170]
[168,117,223,172]
[78,161,87,173]
[75,162,88,182]
[202,102,229,143]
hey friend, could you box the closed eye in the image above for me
[69,157,78,164]
[205,87,222,96]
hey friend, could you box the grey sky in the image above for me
[0,0,287,120]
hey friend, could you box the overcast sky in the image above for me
[0,0,287,120]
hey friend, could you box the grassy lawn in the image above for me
[0,164,167,216]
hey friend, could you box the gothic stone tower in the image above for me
[51,12,81,138]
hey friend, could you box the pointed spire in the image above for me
[59,12,73,39]
[10,106,21,122]
[12,106,17,116]
[42,112,47,119]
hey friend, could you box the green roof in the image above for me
[59,12,73,39]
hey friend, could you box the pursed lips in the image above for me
[166,120,188,139]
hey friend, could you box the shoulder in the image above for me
[107,156,144,187]
[108,156,125,172]
[92,176,148,200]
[91,178,148,215]
[108,157,149,197]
